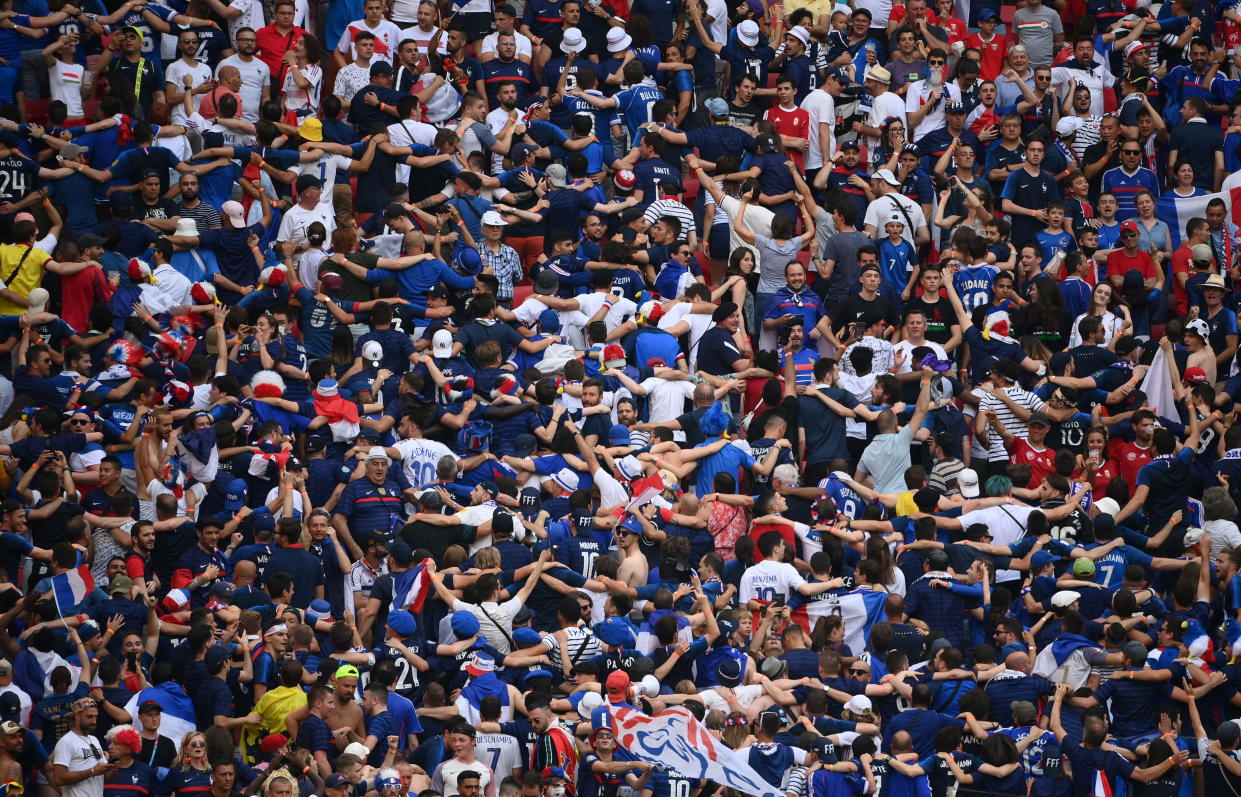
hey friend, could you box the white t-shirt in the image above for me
[216,54,270,122]
[475,735,523,788]
[400,24,448,54]
[277,203,337,246]
[53,731,105,797]
[658,302,712,371]
[282,63,323,112]
[293,152,351,213]
[800,89,835,171]
[866,90,907,151]
[639,377,695,425]
[224,0,264,39]
[739,559,805,604]
[480,31,533,61]
[165,59,213,125]
[959,504,1037,581]
[337,19,404,63]
[434,759,495,797]
[575,291,637,332]
[698,684,764,713]
[892,339,947,373]
[905,80,962,142]
[49,60,85,119]
[864,193,926,246]
[486,106,518,172]
[334,62,371,103]
[392,437,454,489]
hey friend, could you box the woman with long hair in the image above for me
[1020,274,1072,351]
[326,325,356,381]
[161,732,213,797]
[726,245,758,334]
[864,534,905,596]
[281,33,323,116]
[870,117,906,173]
[1066,280,1132,347]
[1072,424,1121,496]
[719,712,753,750]
[1202,486,1241,556]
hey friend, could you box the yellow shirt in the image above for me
[783,0,834,21]
[894,490,918,517]
[0,243,49,315]
[242,685,307,762]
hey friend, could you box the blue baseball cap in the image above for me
[593,618,634,648]
[223,478,248,512]
[513,627,542,646]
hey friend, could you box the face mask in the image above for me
[927,66,944,88]
[548,787,566,796]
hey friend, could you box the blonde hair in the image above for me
[176,732,206,769]
[474,547,500,570]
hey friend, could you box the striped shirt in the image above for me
[643,198,697,243]
[542,625,601,674]
[479,242,524,302]
[977,386,1045,460]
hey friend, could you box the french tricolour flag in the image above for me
[1156,170,1241,249]
[389,559,432,615]
[51,565,95,616]
[124,682,197,752]
[1093,769,1115,797]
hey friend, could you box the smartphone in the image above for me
[773,594,785,608]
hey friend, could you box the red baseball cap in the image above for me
[1184,367,1208,384]
[1119,219,1139,235]
[605,670,631,698]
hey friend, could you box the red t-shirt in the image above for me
[765,105,810,170]
[255,24,308,89]
[1007,437,1055,489]
[1106,248,1157,282]
[938,15,968,43]
[1108,437,1152,495]
[965,32,1008,81]
[1169,246,1196,316]
[60,265,110,333]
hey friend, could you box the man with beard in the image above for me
[481,36,536,108]
[174,173,221,231]
[52,696,112,797]
[216,28,271,123]
[0,716,25,792]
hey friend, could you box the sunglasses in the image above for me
[849,668,869,676]
[928,60,946,66]
[1122,150,1142,155]
[188,742,206,749]
[71,418,91,425]
[1035,74,1051,80]
[1121,231,1139,238]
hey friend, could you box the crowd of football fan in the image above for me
[0,0,1241,796]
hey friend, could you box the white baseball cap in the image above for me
[481,210,508,227]
[1051,590,1081,609]
[432,328,454,358]
[956,468,980,499]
